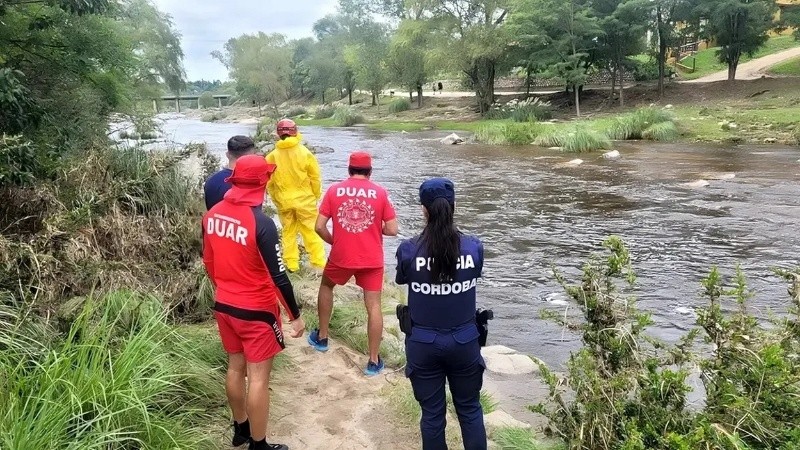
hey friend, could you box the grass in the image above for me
[670,104,800,143]
[563,126,612,152]
[0,290,226,450]
[333,105,365,127]
[679,35,800,80]
[388,98,412,113]
[314,105,336,120]
[492,427,563,450]
[768,55,800,76]
[607,107,676,141]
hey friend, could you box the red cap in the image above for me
[349,151,372,169]
[225,155,277,187]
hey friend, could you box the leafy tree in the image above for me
[212,32,292,114]
[696,0,778,81]
[594,0,649,106]
[387,20,431,107]
[508,0,601,116]
[290,37,314,97]
[344,20,390,106]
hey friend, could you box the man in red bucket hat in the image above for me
[309,151,398,376]
[202,154,305,450]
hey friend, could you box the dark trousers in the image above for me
[405,325,487,450]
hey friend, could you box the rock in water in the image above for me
[311,146,335,154]
[481,346,539,375]
[764,137,777,144]
[440,133,464,145]
[602,150,621,160]
[684,179,710,188]
[555,158,584,168]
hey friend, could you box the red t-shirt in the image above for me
[319,177,396,269]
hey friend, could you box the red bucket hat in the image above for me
[225,154,277,187]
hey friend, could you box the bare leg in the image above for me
[364,290,383,362]
[317,275,336,339]
[226,353,247,423]
[246,358,274,442]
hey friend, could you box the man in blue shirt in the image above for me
[204,135,258,210]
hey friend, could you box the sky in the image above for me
[152,0,339,81]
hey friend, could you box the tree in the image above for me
[290,37,314,97]
[594,0,650,106]
[212,33,292,114]
[374,0,512,114]
[344,20,390,106]
[508,0,601,116]
[698,0,777,81]
[387,20,431,108]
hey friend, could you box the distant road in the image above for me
[683,46,800,83]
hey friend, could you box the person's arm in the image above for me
[382,191,398,236]
[307,151,322,200]
[395,243,409,285]
[383,219,398,236]
[315,214,333,245]
[254,210,301,321]
[201,223,216,287]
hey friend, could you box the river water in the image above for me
[162,117,800,368]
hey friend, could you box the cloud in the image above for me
[152,0,339,80]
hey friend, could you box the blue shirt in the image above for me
[204,168,233,210]
[395,234,484,329]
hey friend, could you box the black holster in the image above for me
[476,308,494,347]
[396,304,413,335]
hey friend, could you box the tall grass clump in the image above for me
[388,98,412,113]
[314,105,336,120]
[474,122,544,145]
[533,237,800,449]
[641,121,679,141]
[533,128,567,148]
[485,97,553,122]
[562,127,612,153]
[493,427,555,450]
[607,107,676,141]
[0,291,225,450]
[333,105,364,127]
[286,106,308,118]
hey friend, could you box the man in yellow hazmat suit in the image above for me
[265,119,326,272]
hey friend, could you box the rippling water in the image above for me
[167,117,800,368]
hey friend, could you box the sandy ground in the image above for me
[267,334,420,450]
[684,46,800,83]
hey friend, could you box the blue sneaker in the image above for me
[364,357,384,377]
[308,329,329,352]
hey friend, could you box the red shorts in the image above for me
[323,263,384,292]
[213,302,285,363]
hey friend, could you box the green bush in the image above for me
[607,107,675,141]
[198,91,215,109]
[474,122,544,145]
[388,98,412,113]
[286,106,308,118]
[563,127,612,152]
[201,111,228,122]
[0,134,37,186]
[0,291,225,450]
[314,105,336,120]
[642,121,679,141]
[533,128,567,148]
[534,237,800,450]
[333,105,364,127]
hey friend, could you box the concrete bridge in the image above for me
[154,94,232,113]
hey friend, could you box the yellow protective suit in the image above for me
[265,133,326,271]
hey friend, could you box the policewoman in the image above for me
[395,178,487,450]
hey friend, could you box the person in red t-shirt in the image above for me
[309,151,398,376]
[202,154,305,450]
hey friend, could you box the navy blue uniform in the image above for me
[203,168,233,210]
[395,234,487,450]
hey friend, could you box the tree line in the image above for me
[0,0,185,183]
[214,0,799,117]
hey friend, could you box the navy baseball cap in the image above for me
[419,178,455,208]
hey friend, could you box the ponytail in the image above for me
[419,198,460,282]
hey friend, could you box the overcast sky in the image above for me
[152,0,339,81]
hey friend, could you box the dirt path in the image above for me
[684,46,800,83]
[267,334,419,450]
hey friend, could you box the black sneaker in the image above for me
[249,439,288,450]
[232,420,250,447]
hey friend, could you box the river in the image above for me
[162,117,800,368]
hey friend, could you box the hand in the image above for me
[289,317,305,338]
